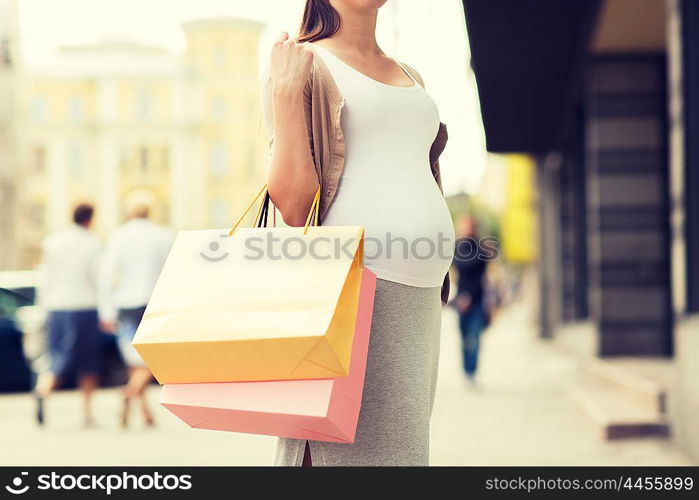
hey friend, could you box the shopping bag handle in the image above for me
[228,184,321,236]
[303,187,321,232]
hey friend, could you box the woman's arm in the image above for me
[263,32,319,227]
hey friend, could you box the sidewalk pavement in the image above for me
[0,301,694,466]
[431,303,694,465]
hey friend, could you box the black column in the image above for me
[683,0,699,313]
[585,55,673,356]
[560,108,589,322]
[537,153,563,338]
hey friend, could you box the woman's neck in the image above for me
[327,4,381,56]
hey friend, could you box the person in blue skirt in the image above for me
[35,204,102,426]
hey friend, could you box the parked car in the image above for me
[0,286,33,392]
[0,270,127,392]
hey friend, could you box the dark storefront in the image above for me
[462,0,699,458]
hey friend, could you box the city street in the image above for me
[1,0,698,472]
[0,302,694,466]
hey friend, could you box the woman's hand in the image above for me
[264,32,319,227]
[456,294,472,314]
[269,32,314,95]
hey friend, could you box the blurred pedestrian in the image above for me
[453,214,489,386]
[36,203,101,427]
[99,191,173,428]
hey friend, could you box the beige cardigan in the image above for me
[262,51,451,303]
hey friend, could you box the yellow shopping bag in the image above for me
[133,186,364,384]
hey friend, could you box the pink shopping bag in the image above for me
[159,268,376,443]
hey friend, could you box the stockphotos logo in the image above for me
[5,472,29,495]
[3,471,192,496]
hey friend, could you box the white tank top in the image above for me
[313,44,455,288]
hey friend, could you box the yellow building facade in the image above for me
[16,18,268,268]
[0,0,20,269]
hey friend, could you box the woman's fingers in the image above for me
[269,30,312,89]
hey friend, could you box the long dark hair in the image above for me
[298,0,341,43]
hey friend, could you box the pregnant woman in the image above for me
[264,0,454,466]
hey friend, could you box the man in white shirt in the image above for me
[100,193,173,427]
[36,203,101,427]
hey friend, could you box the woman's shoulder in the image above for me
[302,43,344,104]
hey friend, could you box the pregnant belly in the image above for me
[323,192,455,287]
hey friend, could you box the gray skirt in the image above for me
[274,277,442,466]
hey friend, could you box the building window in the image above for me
[31,97,47,123]
[68,96,83,122]
[210,143,228,178]
[117,146,128,170]
[212,96,227,121]
[67,144,83,174]
[209,199,229,227]
[0,37,12,67]
[32,146,46,173]
[214,47,227,69]
[139,147,149,173]
[137,90,151,122]
[28,202,45,227]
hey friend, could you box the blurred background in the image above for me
[0,0,697,465]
